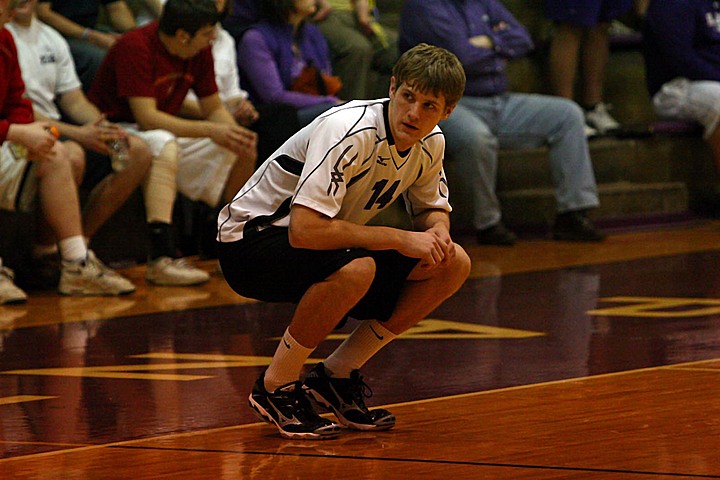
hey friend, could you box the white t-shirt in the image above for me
[6,20,82,120]
[186,27,247,104]
[218,99,451,242]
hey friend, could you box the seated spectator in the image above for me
[237,0,340,129]
[399,0,606,245]
[643,0,720,176]
[88,0,258,259]
[36,0,137,92]
[1,1,134,303]
[544,0,632,136]
[313,0,398,100]
[170,0,260,128]
[9,0,210,287]
[139,0,259,255]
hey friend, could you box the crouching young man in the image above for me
[217,43,471,439]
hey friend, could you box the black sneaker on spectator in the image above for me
[248,373,342,440]
[476,223,517,246]
[552,210,606,242]
[304,363,396,431]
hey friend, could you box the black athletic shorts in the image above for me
[217,226,419,322]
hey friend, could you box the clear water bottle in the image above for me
[107,137,130,171]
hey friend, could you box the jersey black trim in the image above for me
[242,196,293,241]
[276,154,304,176]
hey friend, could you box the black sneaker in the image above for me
[476,223,517,246]
[552,210,606,242]
[303,363,395,431]
[248,374,342,440]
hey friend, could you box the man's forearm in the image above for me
[412,209,451,233]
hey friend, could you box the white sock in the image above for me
[58,236,88,263]
[323,320,397,378]
[263,329,314,392]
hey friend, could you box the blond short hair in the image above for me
[393,43,466,107]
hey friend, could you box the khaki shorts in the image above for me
[0,142,38,212]
[118,124,236,208]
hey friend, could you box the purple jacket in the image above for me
[237,21,337,108]
[398,0,534,97]
[643,0,720,96]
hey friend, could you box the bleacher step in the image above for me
[497,181,689,228]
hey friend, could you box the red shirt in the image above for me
[0,28,34,144]
[88,22,218,122]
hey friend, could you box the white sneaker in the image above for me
[145,256,210,286]
[585,102,620,135]
[584,123,599,138]
[58,251,136,296]
[0,266,28,304]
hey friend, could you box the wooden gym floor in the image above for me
[1,220,719,479]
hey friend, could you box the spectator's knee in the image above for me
[128,136,153,171]
[555,97,586,126]
[35,140,81,181]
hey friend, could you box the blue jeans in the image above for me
[440,93,600,230]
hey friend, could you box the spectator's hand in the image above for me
[229,99,259,126]
[210,123,258,160]
[8,122,58,161]
[469,35,493,49]
[74,118,124,154]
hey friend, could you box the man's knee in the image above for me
[551,96,586,126]
[337,256,376,290]
[37,141,83,181]
[128,137,153,171]
[62,140,86,181]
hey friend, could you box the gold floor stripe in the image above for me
[1,357,718,464]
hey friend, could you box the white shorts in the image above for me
[118,124,236,207]
[652,77,720,139]
[0,142,38,212]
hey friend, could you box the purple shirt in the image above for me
[398,0,534,97]
[643,0,720,96]
[237,22,338,109]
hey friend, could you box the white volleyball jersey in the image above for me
[218,99,451,243]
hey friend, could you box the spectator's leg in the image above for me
[581,22,611,108]
[83,137,152,239]
[316,11,373,100]
[547,23,583,100]
[34,142,85,244]
[34,141,85,250]
[439,100,502,231]
[496,93,600,214]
